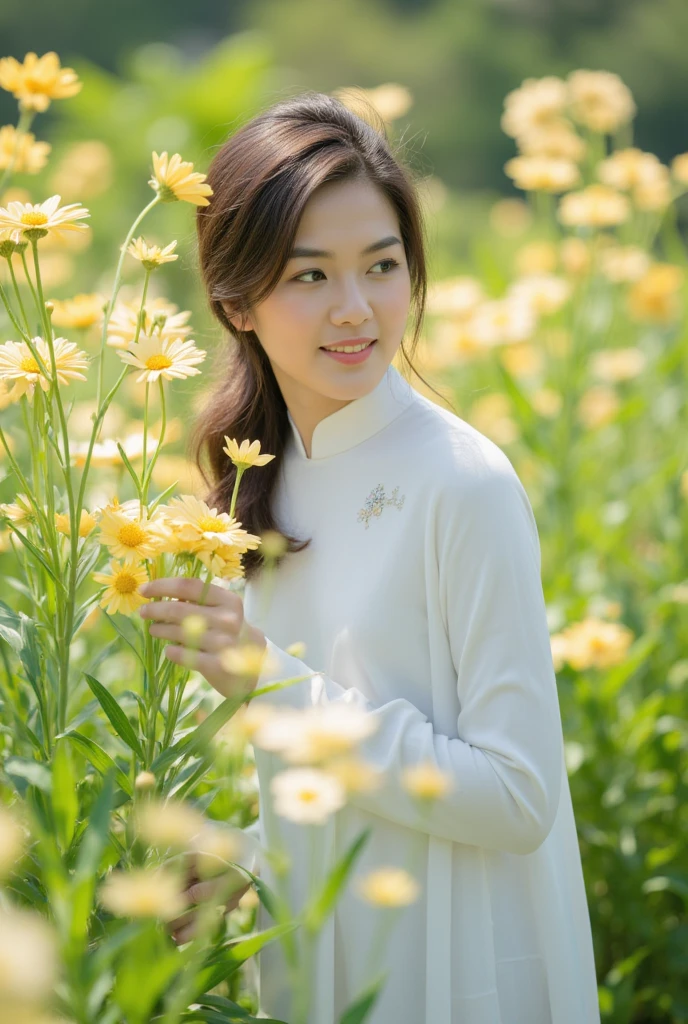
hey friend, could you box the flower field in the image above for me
[0,47,686,1024]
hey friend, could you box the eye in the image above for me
[292,257,400,284]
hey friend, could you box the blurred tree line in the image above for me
[1,0,687,195]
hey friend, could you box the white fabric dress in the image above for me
[237,362,600,1024]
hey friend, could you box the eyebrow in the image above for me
[288,235,403,259]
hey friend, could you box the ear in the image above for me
[220,301,254,333]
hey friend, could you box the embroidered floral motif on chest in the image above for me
[357,483,406,528]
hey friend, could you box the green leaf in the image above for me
[4,756,52,794]
[60,730,133,796]
[101,608,146,670]
[304,828,371,933]
[147,478,179,516]
[52,737,78,851]
[70,771,116,947]
[83,673,144,760]
[151,689,248,777]
[115,441,143,500]
[3,522,67,594]
[338,974,386,1024]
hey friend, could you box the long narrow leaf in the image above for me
[60,730,132,796]
[303,827,371,932]
[83,673,144,760]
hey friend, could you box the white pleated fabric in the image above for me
[235,363,600,1024]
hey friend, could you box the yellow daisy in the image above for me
[0,336,89,398]
[0,493,39,528]
[54,508,99,538]
[0,195,90,241]
[161,494,256,552]
[148,151,213,206]
[125,236,178,269]
[48,292,105,329]
[223,437,276,470]
[104,298,192,350]
[355,867,419,907]
[0,51,82,112]
[116,332,206,383]
[96,507,171,564]
[0,124,51,175]
[98,866,187,919]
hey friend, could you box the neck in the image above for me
[273,367,356,458]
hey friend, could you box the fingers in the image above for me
[140,602,241,631]
[144,622,239,654]
[139,577,242,609]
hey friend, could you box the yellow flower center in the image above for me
[20,356,40,374]
[198,516,227,533]
[20,211,49,226]
[299,789,318,803]
[114,571,141,594]
[145,354,173,370]
[118,522,147,548]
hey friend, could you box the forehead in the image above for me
[294,178,399,245]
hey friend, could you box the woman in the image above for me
[140,91,600,1024]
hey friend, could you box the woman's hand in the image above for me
[167,855,255,945]
[137,576,267,699]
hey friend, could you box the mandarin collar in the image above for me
[286,363,415,461]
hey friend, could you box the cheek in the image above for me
[252,291,318,363]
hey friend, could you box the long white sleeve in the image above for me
[250,468,564,856]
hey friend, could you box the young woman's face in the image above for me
[223,177,412,416]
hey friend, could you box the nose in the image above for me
[330,276,374,326]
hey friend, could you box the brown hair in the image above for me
[189,89,449,582]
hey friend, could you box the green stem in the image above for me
[6,255,31,335]
[0,275,31,340]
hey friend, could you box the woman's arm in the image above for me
[251,468,563,857]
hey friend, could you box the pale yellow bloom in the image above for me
[49,139,114,200]
[598,245,650,283]
[148,151,213,206]
[96,506,170,564]
[559,237,591,276]
[98,867,187,920]
[0,124,51,175]
[567,70,636,134]
[550,616,634,671]
[517,120,586,163]
[0,806,25,877]
[327,755,384,794]
[469,298,536,348]
[254,703,378,765]
[189,823,244,878]
[633,175,672,212]
[0,907,58,1002]
[117,332,206,383]
[134,799,206,850]
[159,493,259,553]
[48,292,105,328]
[558,184,630,227]
[134,771,156,790]
[401,761,454,801]
[104,297,193,349]
[0,195,89,241]
[671,153,688,185]
[426,276,484,319]
[69,438,125,469]
[598,148,667,191]
[504,155,580,193]
[125,236,178,269]
[54,508,99,538]
[355,867,419,907]
[220,642,279,678]
[270,766,346,824]
[531,387,563,418]
[0,336,89,399]
[91,559,152,616]
[259,530,289,561]
[499,341,543,380]
[489,197,532,237]
[335,83,413,124]
[0,494,38,528]
[219,700,279,746]
[627,263,684,323]
[501,77,568,139]
[577,386,619,430]
[590,347,647,383]
[0,51,82,112]
[514,241,558,276]
[223,437,276,470]
[508,274,571,316]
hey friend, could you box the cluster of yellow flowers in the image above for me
[550,615,635,672]
[91,442,274,615]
